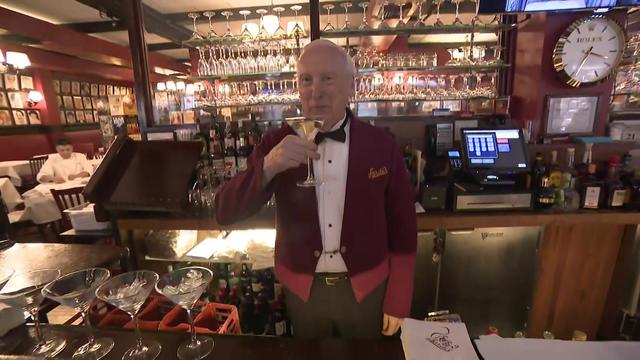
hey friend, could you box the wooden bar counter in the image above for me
[115,208,640,341]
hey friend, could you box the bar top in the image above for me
[0,325,405,360]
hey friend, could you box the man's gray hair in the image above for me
[298,39,357,77]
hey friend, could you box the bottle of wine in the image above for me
[236,120,249,172]
[530,153,546,192]
[548,150,562,188]
[605,155,627,208]
[223,120,237,181]
[579,160,603,209]
[535,176,556,209]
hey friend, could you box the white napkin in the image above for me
[401,319,479,360]
[0,304,24,336]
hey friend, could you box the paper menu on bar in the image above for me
[401,319,479,360]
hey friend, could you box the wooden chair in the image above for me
[50,187,86,234]
[74,142,95,159]
[29,155,48,182]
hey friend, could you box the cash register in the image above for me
[452,128,532,211]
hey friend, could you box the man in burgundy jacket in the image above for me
[215,40,417,338]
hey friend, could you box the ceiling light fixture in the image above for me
[6,52,31,69]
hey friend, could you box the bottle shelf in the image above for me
[319,23,514,38]
[183,35,303,48]
[190,71,296,82]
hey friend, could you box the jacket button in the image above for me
[340,246,347,254]
[314,250,321,258]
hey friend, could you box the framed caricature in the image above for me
[0,110,12,126]
[107,85,113,95]
[73,96,83,109]
[113,86,121,95]
[63,96,74,109]
[12,110,27,125]
[61,81,71,94]
[53,80,60,94]
[59,110,66,124]
[99,84,106,96]
[65,110,76,123]
[84,110,93,122]
[4,74,19,90]
[91,84,98,96]
[56,96,63,108]
[20,76,34,90]
[7,92,23,108]
[76,110,85,123]
[0,92,8,108]
[27,109,41,124]
[545,95,599,136]
[82,97,92,109]
[71,81,80,95]
[81,82,90,96]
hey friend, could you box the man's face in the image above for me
[297,47,354,128]
[56,144,73,159]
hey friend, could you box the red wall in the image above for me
[0,134,52,161]
[510,10,627,139]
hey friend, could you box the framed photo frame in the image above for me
[99,84,106,96]
[545,95,599,136]
[442,99,462,112]
[20,76,34,90]
[80,82,90,96]
[0,109,12,126]
[93,110,99,121]
[65,110,76,124]
[82,97,92,109]
[4,74,19,90]
[107,85,113,95]
[113,86,121,95]
[59,110,66,124]
[61,81,71,95]
[0,92,8,108]
[73,96,83,109]
[56,96,63,108]
[7,92,23,108]
[53,80,60,94]
[63,96,74,109]
[76,110,85,123]
[120,86,128,95]
[91,84,98,96]
[71,81,80,95]
[84,110,93,122]
[12,110,27,125]
[26,109,41,124]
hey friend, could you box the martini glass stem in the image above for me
[306,159,313,182]
[82,311,96,345]
[132,315,144,352]
[187,308,197,346]
[30,308,45,345]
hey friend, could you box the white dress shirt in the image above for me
[313,114,350,273]
[36,153,91,183]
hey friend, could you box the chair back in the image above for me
[74,142,95,159]
[50,187,87,232]
[29,155,48,180]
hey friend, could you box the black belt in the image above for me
[315,272,349,286]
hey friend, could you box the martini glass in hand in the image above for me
[0,269,66,357]
[42,268,112,360]
[285,116,323,188]
[96,271,160,360]
[155,267,213,360]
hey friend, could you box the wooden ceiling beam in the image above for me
[65,20,125,33]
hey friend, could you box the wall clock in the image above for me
[552,15,626,87]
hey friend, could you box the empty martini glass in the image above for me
[42,268,112,360]
[96,271,160,360]
[155,267,213,360]
[285,116,323,187]
[0,269,66,357]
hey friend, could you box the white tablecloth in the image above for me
[0,160,30,187]
[20,178,89,225]
[0,178,22,211]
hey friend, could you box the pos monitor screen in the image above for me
[461,128,529,173]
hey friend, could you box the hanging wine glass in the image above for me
[396,2,406,28]
[221,11,234,37]
[197,47,210,76]
[358,2,370,30]
[323,4,336,31]
[256,9,270,39]
[272,7,287,38]
[188,13,204,41]
[202,11,217,40]
[239,10,254,40]
[378,1,389,29]
[452,0,464,26]
[340,2,352,31]
[470,0,483,25]
[433,0,444,27]
[207,46,217,75]
[290,5,306,36]
[413,1,426,27]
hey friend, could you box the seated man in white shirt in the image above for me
[37,138,91,184]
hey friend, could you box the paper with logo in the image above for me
[401,319,479,360]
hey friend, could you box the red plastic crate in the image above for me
[159,302,240,335]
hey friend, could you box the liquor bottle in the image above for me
[228,264,240,289]
[605,155,627,209]
[251,269,264,296]
[530,153,546,192]
[223,120,237,181]
[262,268,275,301]
[228,284,241,308]
[239,291,254,334]
[240,264,252,293]
[564,178,581,211]
[535,177,556,209]
[579,162,603,209]
[236,120,249,172]
[271,299,287,336]
[210,126,225,183]
[247,113,262,154]
[252,291,269,335]
[577,143,593,178]
[548,150,562,188]
[217,263,229,291]
[561,148,577,190]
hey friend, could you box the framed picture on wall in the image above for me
[13,110,27,125]
[0,75,4,89]
[61,81,71,95]
[4,74,18,90]
[65,110,76,123]
[56,96,63,108]
[59,110,66,124]
[63,96,74,109]
[27,109,41,125]
[91,97,99,109]
[93,110,99,121]
[99,84,106,96]
[73,96,83,109]
[84,110,93,122]
[20,76,34,90]
[106,85,113,95]
[0,92,8,108]
[7,92,23,108]
[76,110,85,123]
[120,86,128,95]
[0,110,12,126]
[80,82,90,96]
[113,86,121,95]
[71,81,80,95]
[91,84,98,96]
[82,97,92,109]
[53,80,60,94]
[545,95,599,136]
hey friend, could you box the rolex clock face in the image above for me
[553,16,625,87]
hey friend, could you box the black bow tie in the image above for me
[314,116,349,144]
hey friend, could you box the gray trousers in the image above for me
[284,273,387,339]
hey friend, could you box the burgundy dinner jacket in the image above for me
[215,110,417,318]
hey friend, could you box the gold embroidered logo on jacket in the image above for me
[368,166,388,179]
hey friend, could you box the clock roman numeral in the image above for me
[609,50,618,52]
[576,27,581,34]
[602,26,608,33]
[608,36,616,41]
[594,70,599,77]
